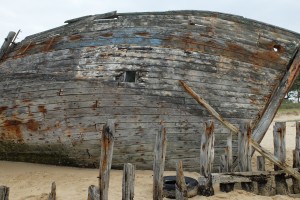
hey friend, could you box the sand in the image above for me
[1,112,300,200]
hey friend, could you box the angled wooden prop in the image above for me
[179,80,300,181]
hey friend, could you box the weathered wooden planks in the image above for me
[0,10,299,172]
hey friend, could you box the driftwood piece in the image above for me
[48,182,56,200]
[238,123,253,192]
[256,156,273,196]
[273,122,288,195]
[0,31,16,59]
[0,186,9,200]
[153,125,167,200]
[175,161,188,200]
[179,80,300,181]
[293,122,300,194]
[87,185,100,200]
[122,163,135,200]
[199,121,214,196]
[99,120,115,200]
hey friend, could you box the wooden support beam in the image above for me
[219,155,235,192]
[0,31,16,60]
[199,121,214,196]
[0,186,9,200]
[175,161,188,200]
[252,47,300,144]
[238,123,253,192]
[293,122,300,194]
[153,125,167,200]
[179,80,300,181]
[122,163,135,200]
[48,182,56,200]
[99,120,115,200]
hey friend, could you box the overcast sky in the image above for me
[1,0,300,42]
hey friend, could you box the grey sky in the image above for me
[1,0,300,42]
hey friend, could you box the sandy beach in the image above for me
[1,112,300,200]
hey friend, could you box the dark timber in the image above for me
[0,10,300,172]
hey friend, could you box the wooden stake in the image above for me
[0,186,9,200]
[87,185,100,200]
[273,122,288,195]
[179,80,300,181]
[238,123,253,192]
[292,122,300,194]
[153,125,167,200]
[122,163,135,200]
[99,120,115,200]
[219,155,235,192]
[48,182,56,200]
[199,121,214,196]
[175,161,188,200]
[257,156,272,196]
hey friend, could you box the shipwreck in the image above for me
[0,10,299,171]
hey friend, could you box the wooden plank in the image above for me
[199,121,214,196]
[122,163,135,200]
[153,125,167,200]
[175,160,188,200]
[273,122,288,195]
[0,186,9,200]
[252,47,300,144]
[98,120,115,200]
[48,182,56,200]
[179,80,300,181]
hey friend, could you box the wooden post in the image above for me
[175,160,188,200]
[179,80,300,181]
[292,122,300,194]
[0,31,16,60]
[199,121,214,196]
[99,120,115,200]
[220,131,234,192]
[87,185,100,200]
[48,182,56,200]
[122,163,135,200]
[273,122,288,195]
[238,123,253,192]
[0,186,9,200]
[256,156,272,196]
[153,125,167,200]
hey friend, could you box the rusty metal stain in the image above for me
[2,120,23,140]
[0,106,8,114]
[38,105,47,114]
[43,36,61,52]
[100,33,113,37]
[135,32,150,37]
[26,119,39,132]
[69,34,82,40]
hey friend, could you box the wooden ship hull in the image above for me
[0,11,300,171]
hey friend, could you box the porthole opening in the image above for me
[124,71,136,82]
